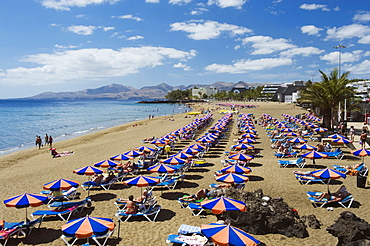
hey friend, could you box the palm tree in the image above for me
[298,68,355,130]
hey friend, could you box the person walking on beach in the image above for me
[360,131,367,148]
[44,134,49,145]
[35,135,42,149]
[349,126,355,142]
[49,135,53,148]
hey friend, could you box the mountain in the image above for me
[25,81,258,100]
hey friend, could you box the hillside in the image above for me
[25,81,257,100]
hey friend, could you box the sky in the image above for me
[1,0,370,98]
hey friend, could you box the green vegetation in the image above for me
[165,89,192,100]
[298,68,356,130]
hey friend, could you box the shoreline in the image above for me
[0,101,369,246]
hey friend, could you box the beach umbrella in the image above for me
[351,148,370,163]
[123,150,144,157]
[4,193,49,220]
[228,153,254,162]
[284,132,298,137]
[200,197,247,215]
[314,127,328,133]
[240,133,257,139]
[181,147,199,155]
[311,168,346,180]
[93,159,120,168]
[123,175,160,187]
[170,152,194,159]
[327,134,347,139]
[238,138,256,144]
[61,216,115,240]
[219,165,252,174]
[281,128,294,132]
[201,224,260,246]
[294,143,317,151]
[134,146,156,153]
[188,144,206,150]
[332,138,352,144]
[301,150,328,168]
[240,129,257,134]
[147,163,179,174]
[232,144,255,150]
[196,138,214,143]
[110,154,134,161]
[215,173,249,183]
[73,166,104,176]
[160,157,187,165]
[288,137,307,144]
[43,178,80,191]
[150,139,167,146]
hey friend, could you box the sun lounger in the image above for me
[152,177,179,191]
[0,225,26,246]
[81,177,117,191]
[41,187,78,204]
[307,186,354,208]
[186,203,205,216]
[48,197,92,210]
[295,174,327,185]
[332,163,367,176]
[115,201,161,222]
[278,157,306,168]
[31,200,88,221]
[320,149,344,160]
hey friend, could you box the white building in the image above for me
[349,81,370,101]
[192,87,218,99]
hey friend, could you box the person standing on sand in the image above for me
[349,126,355,142]
[49,135,53,148]
[36,135,42,149]
[44,134,49,145]
[360,131,367,148]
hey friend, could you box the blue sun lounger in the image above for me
[307,186,354,208]
[115,201,161,222]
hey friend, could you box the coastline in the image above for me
[0,101,369,246]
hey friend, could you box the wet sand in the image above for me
[0,101,369,246]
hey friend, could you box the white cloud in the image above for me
[364,51,370,57]
[359,35,370,44]
[320,50,363,64]
[68,25,97,35]
[241,35,296,55]
[280,47,324,57]
[113,15,143,21]
[103,26,115,31]
[207,0,248,9]
[169,0,191,5]
[54,44,79,49]
[301,25,323,36]
[0,47,196,85]
[346,60,370,75]
[170,20,252,40]
[205,58,292,74]
[333,6,340,11]
[146,0,159,3]
[127,35,144,40]
[325,24,370,41]
[353,11,370,23]
[190,7,208,15]
[300,3,329,11]
[40,0,120,11]
[173,62,192,71]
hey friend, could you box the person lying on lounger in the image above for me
[178,189,210,202]
[125,195,138,214]
[118,190,149,204]
[211,183,238,189]
[314,192,344,203]
[50,148,73,158]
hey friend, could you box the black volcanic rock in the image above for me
[327,211,370,246]
[211,189,309,238]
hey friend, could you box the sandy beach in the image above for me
[0,101,369,246]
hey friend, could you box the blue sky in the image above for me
[1,0,370,98]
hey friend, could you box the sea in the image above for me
[0,99,191,155]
